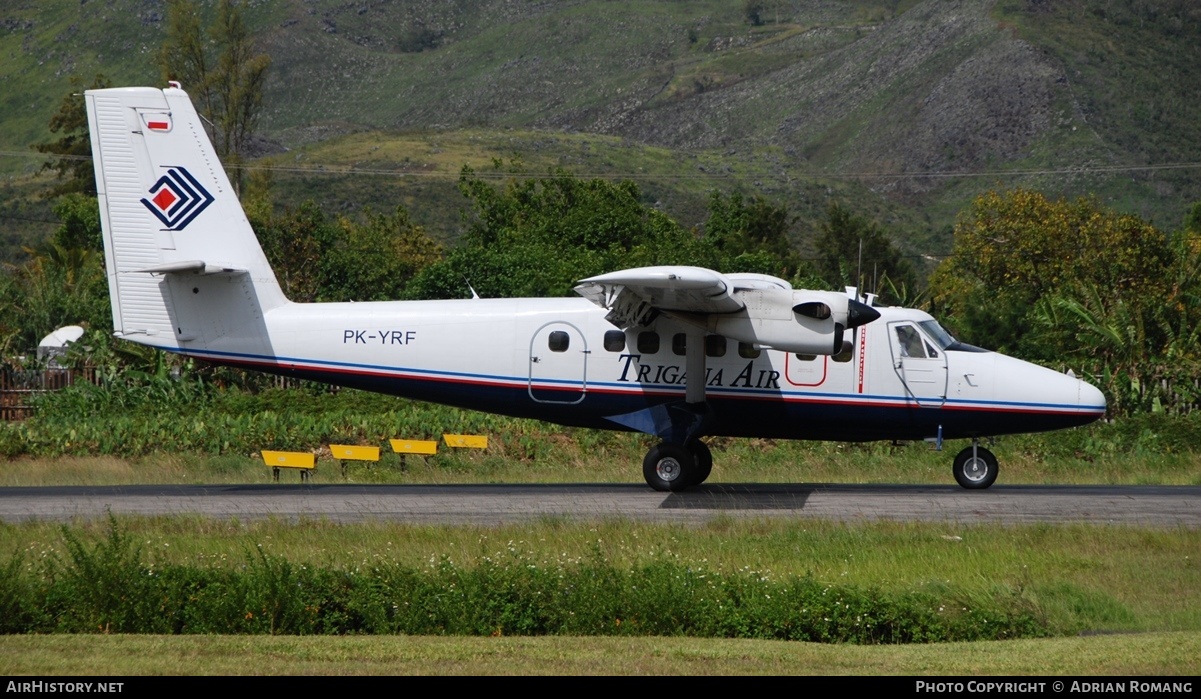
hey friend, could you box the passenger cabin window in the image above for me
[604,330,625,352]
[895,325,927,359]
[638,331,660,354]
[705,335,727,358]
[794,353,817,362]
[672,333,687,356]
[738,342,760,359]
[548,330,570,352]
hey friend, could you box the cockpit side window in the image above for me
[896,325,927,359]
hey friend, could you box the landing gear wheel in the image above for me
[953,445,998,489]
[686,440,713,486]
[643,443,695,492]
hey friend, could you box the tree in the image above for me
[1184,202,1201,236]
[158,0,270,164]
[322,208,443,302]
[744,0,765,26]
[253,201,442,303]
[703,191,804,279]
[408,166,711,300]
[33,74,112,198]
[0,241,110,351]
[929,189,1172,358]
[51,194,103,252]
[253,201,337,303]
[813,203,915,301]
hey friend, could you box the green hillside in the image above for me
[2,0,1198,262]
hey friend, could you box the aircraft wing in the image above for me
[574,266,747,328]
[575,265,881,355]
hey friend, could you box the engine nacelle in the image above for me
[708,289,879,355]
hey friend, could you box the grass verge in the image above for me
[1,631,1199,675]
[2,517,1197,636]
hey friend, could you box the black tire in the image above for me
[643,443,695,492]
[953,445,998,489]
[687,440,713,486]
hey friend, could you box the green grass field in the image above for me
[2,632,1198,676]
[0,516,1198,675]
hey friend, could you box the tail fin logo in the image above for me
[141,167,215,231]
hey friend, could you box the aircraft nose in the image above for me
[1079,378,1107,412]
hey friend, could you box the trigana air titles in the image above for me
[85,84,1106,491]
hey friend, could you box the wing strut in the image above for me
[603,327,712,445]
[685,327,705,406]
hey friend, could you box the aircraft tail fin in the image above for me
[86,84,286,350]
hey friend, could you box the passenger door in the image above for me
[528,321,588,404]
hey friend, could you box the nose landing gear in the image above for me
[952,442,998,489]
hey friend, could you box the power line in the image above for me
[5,149,1201,181]
[0,214,59,226]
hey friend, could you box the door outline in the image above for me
[886,321,947,407]
[528,321,588,404]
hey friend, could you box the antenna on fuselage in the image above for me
[463,277,481,300]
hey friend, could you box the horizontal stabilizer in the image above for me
[134,260,248,276]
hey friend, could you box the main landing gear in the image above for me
[952,441,998,489]
[643,440,713,492]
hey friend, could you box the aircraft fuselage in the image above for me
[171,296,1104,444]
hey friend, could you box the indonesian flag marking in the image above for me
[142,112,172,132]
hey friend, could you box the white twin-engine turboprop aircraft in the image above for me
[86,85,1107,491]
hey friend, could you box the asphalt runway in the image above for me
[0,483,1197,527]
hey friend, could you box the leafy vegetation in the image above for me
[3,514,1199,644]
[0,516,1048,640]
[249,200,443,303]
[930,189,1201,414]
[407,166,813,300]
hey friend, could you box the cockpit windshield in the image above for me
[918,320,956,350]
[918,320,988,353]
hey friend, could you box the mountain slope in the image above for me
[2,0,1197,259]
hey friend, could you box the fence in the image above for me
[0,366,100,421]
[0,365,310,421]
